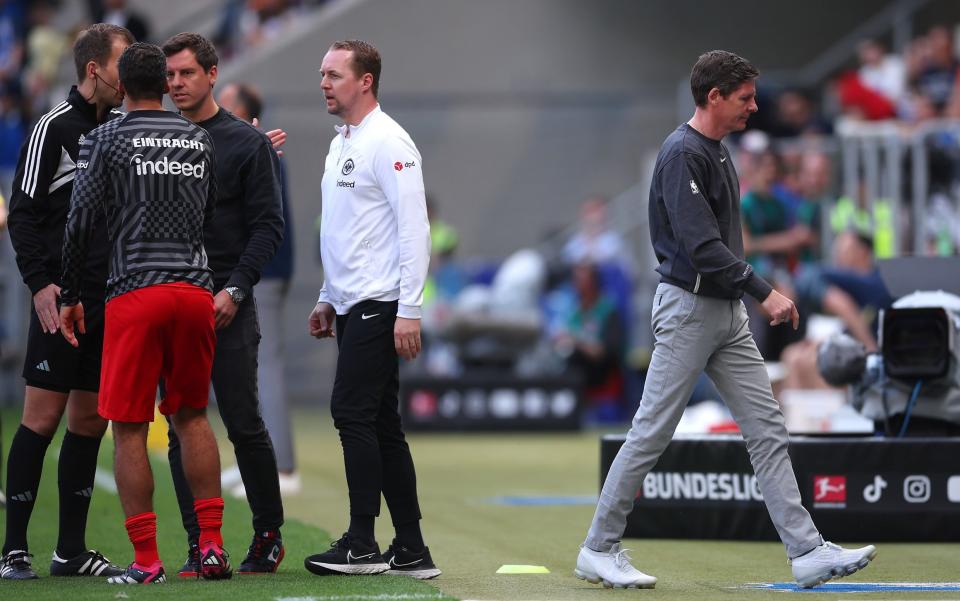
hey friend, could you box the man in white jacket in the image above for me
[305,40,440,581]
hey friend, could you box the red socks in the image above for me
[125,512,159,566]
[194,497,224,547]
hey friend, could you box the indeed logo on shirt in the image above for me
[131,154,206,178]
[337,180,355,188]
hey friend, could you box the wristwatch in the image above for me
[224,286,246,304]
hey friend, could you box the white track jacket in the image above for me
[317,105,431,319]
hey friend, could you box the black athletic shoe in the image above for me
[238,531,284,574]
[50,549,124,577]
[106,562,166,584]
[304,533,389,576]
[382,542,442,579]
[177,542,200,578]
[199,541,233,580]
[0,550,38,580]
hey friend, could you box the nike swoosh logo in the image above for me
[720,156,726,162]
[347,550,376,562]
[390,557,423,568]
[268,547,280,562]
[361,313,380,320]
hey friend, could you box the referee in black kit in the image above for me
[305,40,440,579]
[160,32,287,575]
[3,23,133,580]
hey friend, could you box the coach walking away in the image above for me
[2,23,134,581]
[574,50,877,590]
[161,32,287,575]
[59,42,230,584]
[305,40,440,580]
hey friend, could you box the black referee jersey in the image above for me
[7,86,114,299]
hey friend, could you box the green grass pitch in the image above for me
[2,408,958,600]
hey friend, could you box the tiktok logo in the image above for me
[863,475,887,503]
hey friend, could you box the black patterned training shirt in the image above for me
[60,109,217,305]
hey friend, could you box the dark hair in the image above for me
[330,39,381,97]
[851,229,875,253]
[73,23,135,82]
[690,50,759,108]
[119,42,167,101]
[161,32,219,72]
[232,83,263,121]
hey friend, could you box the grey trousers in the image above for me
[254,278,296,473]
[584,283,821,558]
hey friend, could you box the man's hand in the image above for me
[33,283,62,333]
[761,289,800,330]
[788,224,816,247]
[59,302,85,348]
[308,302,335,339]
[214,289,239,330]
[253,117,287,157]
[394,317,422,360]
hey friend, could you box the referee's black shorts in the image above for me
[22,296,105,394]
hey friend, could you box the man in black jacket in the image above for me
[2,23,133,581]
[161,32,286,576]
[574,50,876,590]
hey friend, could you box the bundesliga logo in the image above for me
[813,475,847,508]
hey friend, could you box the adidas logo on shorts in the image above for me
[35,360,51,372]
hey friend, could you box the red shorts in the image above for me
[99,282,215,423]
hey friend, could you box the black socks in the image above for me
[56,430,102,557]
[2,426,52,554]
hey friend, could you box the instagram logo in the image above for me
[903,475,931,503]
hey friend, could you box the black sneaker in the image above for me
[50,549,124,577]
[177,542,200,578]
[106,562,166,584]
[304,533,389,575]
[199,541,233,580]
[383,541,442,579]
[0,550,38,580]
[238,531,284,574]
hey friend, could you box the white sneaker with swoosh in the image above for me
[791,541,877,588]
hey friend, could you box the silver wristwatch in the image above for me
[224,286,246,304]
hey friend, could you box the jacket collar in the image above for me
[66,85,107,124]
[335,104,381,139]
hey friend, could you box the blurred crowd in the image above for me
[0,0,332,203]
[414,22,960,424]
[2,7,959,425]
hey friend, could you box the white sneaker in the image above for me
[791,541,877,588]
[220,465,243,489]
[277,472,302,496]
[575,544,656,589]
[230,472,302,499]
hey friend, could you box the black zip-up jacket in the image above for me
[196,108,283,293]
[648,123,772,301]
[7,86,112,299]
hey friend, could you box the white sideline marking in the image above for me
[277,595,446,601]
[94,467,118,494]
